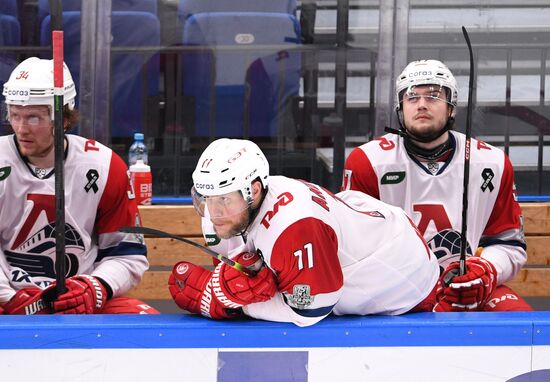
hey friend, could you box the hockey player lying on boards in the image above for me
[168,138,442,327]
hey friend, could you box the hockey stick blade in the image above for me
[119,226,256,277]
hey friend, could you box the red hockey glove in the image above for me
[435,257,497,311]
[168,261,241,319]
[211,252,277,308]
[48,275,107,314]
[3,288,50,315]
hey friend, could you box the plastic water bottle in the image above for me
[129,160,152,205]
[128,132,148,166]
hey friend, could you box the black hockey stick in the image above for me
[459,26,475,276]
[51,0,67,296]
[119,226,256,277]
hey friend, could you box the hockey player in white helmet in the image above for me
[169,138,441,326]
[343,59,531,312]
[0,57,158,315]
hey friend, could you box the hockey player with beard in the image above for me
[168,138,441,327]
[0,57,158,314]
[342,59,531,311]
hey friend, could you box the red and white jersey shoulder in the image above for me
[343,131,526,283]
[206,175,439,326]
[0,134,147,302]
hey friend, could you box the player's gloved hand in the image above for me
[2,288,50,315]
[211,252,277,308]
[168,261,241,319]
[434,257,497,311]
[47,275,107,314]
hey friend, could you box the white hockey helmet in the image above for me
[395,59,458,110]
[192,138,269,203]
[3,57,77,119]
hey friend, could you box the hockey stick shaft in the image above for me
[119,226,256,277]
[459,26,475,276]
[51,0,67,295]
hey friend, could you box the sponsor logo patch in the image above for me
[205,234,221,246]
[0,166,11,181]
[381,171,406,185]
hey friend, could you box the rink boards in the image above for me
[1,312,550,381]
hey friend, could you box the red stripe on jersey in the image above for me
[96,153,141,234]
[270,217,343,296]
[343,147,380,199]
[483,154,522,236]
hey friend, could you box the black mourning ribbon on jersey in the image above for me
[481,168,495,192]
[85,169,99,193]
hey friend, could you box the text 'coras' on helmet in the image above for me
[192,138,269,201]
[395,59,458,110]
[2,57,77,120]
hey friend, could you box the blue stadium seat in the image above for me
[0,0,18,17]
[0,14,21,108]
[0,13,20,134]
[181,12,301,137]
[178,0,297,24]
[37,0,158,24]
[40,11,160,138]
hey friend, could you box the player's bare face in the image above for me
[9,105,53,161]
[402,85,452,142]
[205,191,250,239]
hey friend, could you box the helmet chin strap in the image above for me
[387,107,455,143]
[384,110,456,161]
[236,186,268,239]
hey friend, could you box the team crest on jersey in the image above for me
[427,229,473,273]
[427,162,439,175]
[0,166,11,181]
[6,222,83,286]
[287,284,314,309]
[481,168,495,192]
[381,171,405,185]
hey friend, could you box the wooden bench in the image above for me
[128,203,550,303]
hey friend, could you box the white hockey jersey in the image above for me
[0,134,148,302]
[343,131,526,284]
[203,175,440,327]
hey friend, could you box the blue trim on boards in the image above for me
[0,312,549,350]
[517,195,550,202]
[152,195,550,205]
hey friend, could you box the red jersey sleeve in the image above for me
[342,147,380,199]
[483,154,523,236]
[270,217,343,308]
[96,153,140,234]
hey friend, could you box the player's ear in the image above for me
[251,180,263,198]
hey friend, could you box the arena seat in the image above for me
[37,0,158,24]
[0,0,18,18]
[181,12,301,137]
[40,11,160,137]
[0,14,21,113]
[178,0,297,24]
